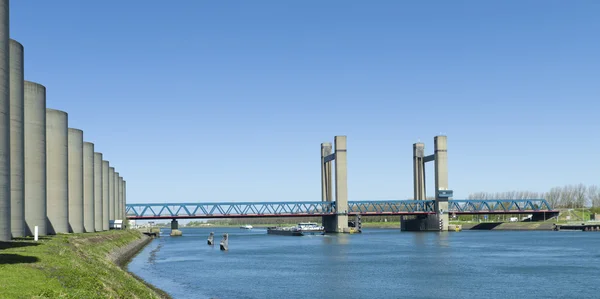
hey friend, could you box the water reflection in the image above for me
[437,231,450,247]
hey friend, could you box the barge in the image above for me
[267,222,325,236]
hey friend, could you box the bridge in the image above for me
[125,135,560,233]
[126,199,557,219]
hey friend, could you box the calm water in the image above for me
[128,227,600,299]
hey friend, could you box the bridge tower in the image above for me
[320,136,349,233]
[402,135,452,231]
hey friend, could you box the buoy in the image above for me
[207,232,214,245]
[220,233,228,251]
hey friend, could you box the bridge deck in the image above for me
[126,199,558,220]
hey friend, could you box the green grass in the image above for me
[0,230,165,299]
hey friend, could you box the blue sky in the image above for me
[10,1,600,204]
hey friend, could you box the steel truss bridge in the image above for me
[125,199,557,220]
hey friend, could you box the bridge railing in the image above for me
[125,201,335,219]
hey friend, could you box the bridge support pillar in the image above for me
[170,219,182,236]
[401,215,441,231]
[322,216,336,233]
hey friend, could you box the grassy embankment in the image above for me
[0,230,167,299]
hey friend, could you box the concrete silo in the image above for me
[67,128,84,233]
[115,176,120,219]
[102,160,109,230]
[109,167,114,221]
[123,180,127,220]
[46,109,69,234]
[83,142,94,232]
[93,152,103,231]
[9,39,24,238]
[0,0,10,241]
[24,81,47,236]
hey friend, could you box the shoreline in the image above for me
[110,232,173,299]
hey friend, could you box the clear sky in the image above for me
[10,1,600,204]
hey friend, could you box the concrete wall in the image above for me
[93,152,103,231]
[67,128,84,233]
[0,0,10,241]
[102,160,109,230]
[83,142,94,232]
[9,39,24,238]
[24,81,47,236]
[108,167,115,220]
[46,109,69,234]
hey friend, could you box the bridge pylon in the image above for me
[321,136,349,233]
[402,135,452,231]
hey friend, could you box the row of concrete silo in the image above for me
[0,0,127,241]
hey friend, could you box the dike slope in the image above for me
[0,230,168,298]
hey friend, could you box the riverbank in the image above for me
[0,230,168,298]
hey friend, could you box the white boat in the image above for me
[296,222,325,235]
[240,224,253,229]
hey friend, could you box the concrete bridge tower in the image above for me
[434,135,449,231]
[403,135,451,231]
[320,136,349,233]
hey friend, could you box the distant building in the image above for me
[110,220,123,229]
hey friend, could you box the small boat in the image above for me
[267,222,325,236]
[240,224,253,229]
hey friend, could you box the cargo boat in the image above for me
[267,222,325,236]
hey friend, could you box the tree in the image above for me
[588,185,600,208]
[574,184,588,208]
[559,185,576,208]
[545,187,562,208]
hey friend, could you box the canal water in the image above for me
[128,227,600,299]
